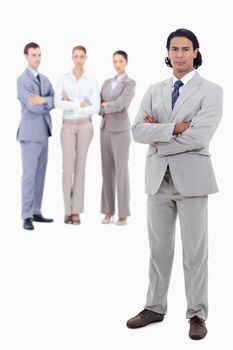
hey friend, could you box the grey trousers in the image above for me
[20,140,48,219]
[145,169,208,320]
[100,129,131,217]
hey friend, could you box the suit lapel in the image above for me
[111,74,128,98]
[25,68,41,94]
[171,73,202,121]
[103,79,112,100]
[162,78,173,120]
[102,74,129,103]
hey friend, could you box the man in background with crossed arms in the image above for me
[17,42,54,230]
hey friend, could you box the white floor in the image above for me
[1,102,231,350]
[0,200,232,350]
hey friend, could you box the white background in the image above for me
[0,0,232,349]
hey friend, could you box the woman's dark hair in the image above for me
[24,42,40,55]
[113,50,128,61]
[72,46,87,55]
[165,28,202,69]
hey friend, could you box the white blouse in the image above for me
[55,71,100,120]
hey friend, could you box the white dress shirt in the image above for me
[170,70,197,140]
[55,71,100,120]
[111,74,126,91]
[172,69,197,94]
[27,66,39,78]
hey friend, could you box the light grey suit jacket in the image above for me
[17,68,54,142]
[100,75,136,132]
[132,72,223,196]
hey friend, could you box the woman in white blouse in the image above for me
[55,46,100,224]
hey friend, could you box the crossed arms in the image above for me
[55,78,100,115]
[101,80,136,115]
[132,85,223,156]
[17,79,54,114]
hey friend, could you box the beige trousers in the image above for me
[61,119,93,215]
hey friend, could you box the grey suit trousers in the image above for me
[100,129,131,217]
[20,140,48,219]
[145,168,208,320]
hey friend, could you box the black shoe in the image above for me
[23,218,34,230]
[33,214,53,223]
[126,309,164,329]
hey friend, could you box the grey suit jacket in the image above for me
[132,72,223,196]
[17,68,54,142]
[100,75,136,132]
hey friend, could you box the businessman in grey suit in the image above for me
[126,29,223,340]
[17,42,54,230]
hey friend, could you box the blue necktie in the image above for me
[172,80,183,109]
[37,74,41,96]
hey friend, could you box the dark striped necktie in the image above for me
[172,80,183,109]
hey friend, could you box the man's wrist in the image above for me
[173,124,179,135]
[173,122,190,135]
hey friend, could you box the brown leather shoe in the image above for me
[126,309,164,329]
[189,316,207,340]
[71,214,81,225]
[64,215,72,224]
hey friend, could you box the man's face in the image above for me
[168,36,198,77]
[25,47,41,70]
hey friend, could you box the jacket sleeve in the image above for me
[156,85,223,156]
[99,82,106,117]
[42,80,54,111]
[102,80,136,114]
[131,86,175,144]
[17,78,54,114]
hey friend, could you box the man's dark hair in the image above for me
[165,28,202,69]
[24,42,40,55]
[113,50,128,61]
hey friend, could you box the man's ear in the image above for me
[194,48,198,58]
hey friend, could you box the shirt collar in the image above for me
[172,69,196,87]
[113,74,126,82]
[27,66,39,78]
[70,70,88,80]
